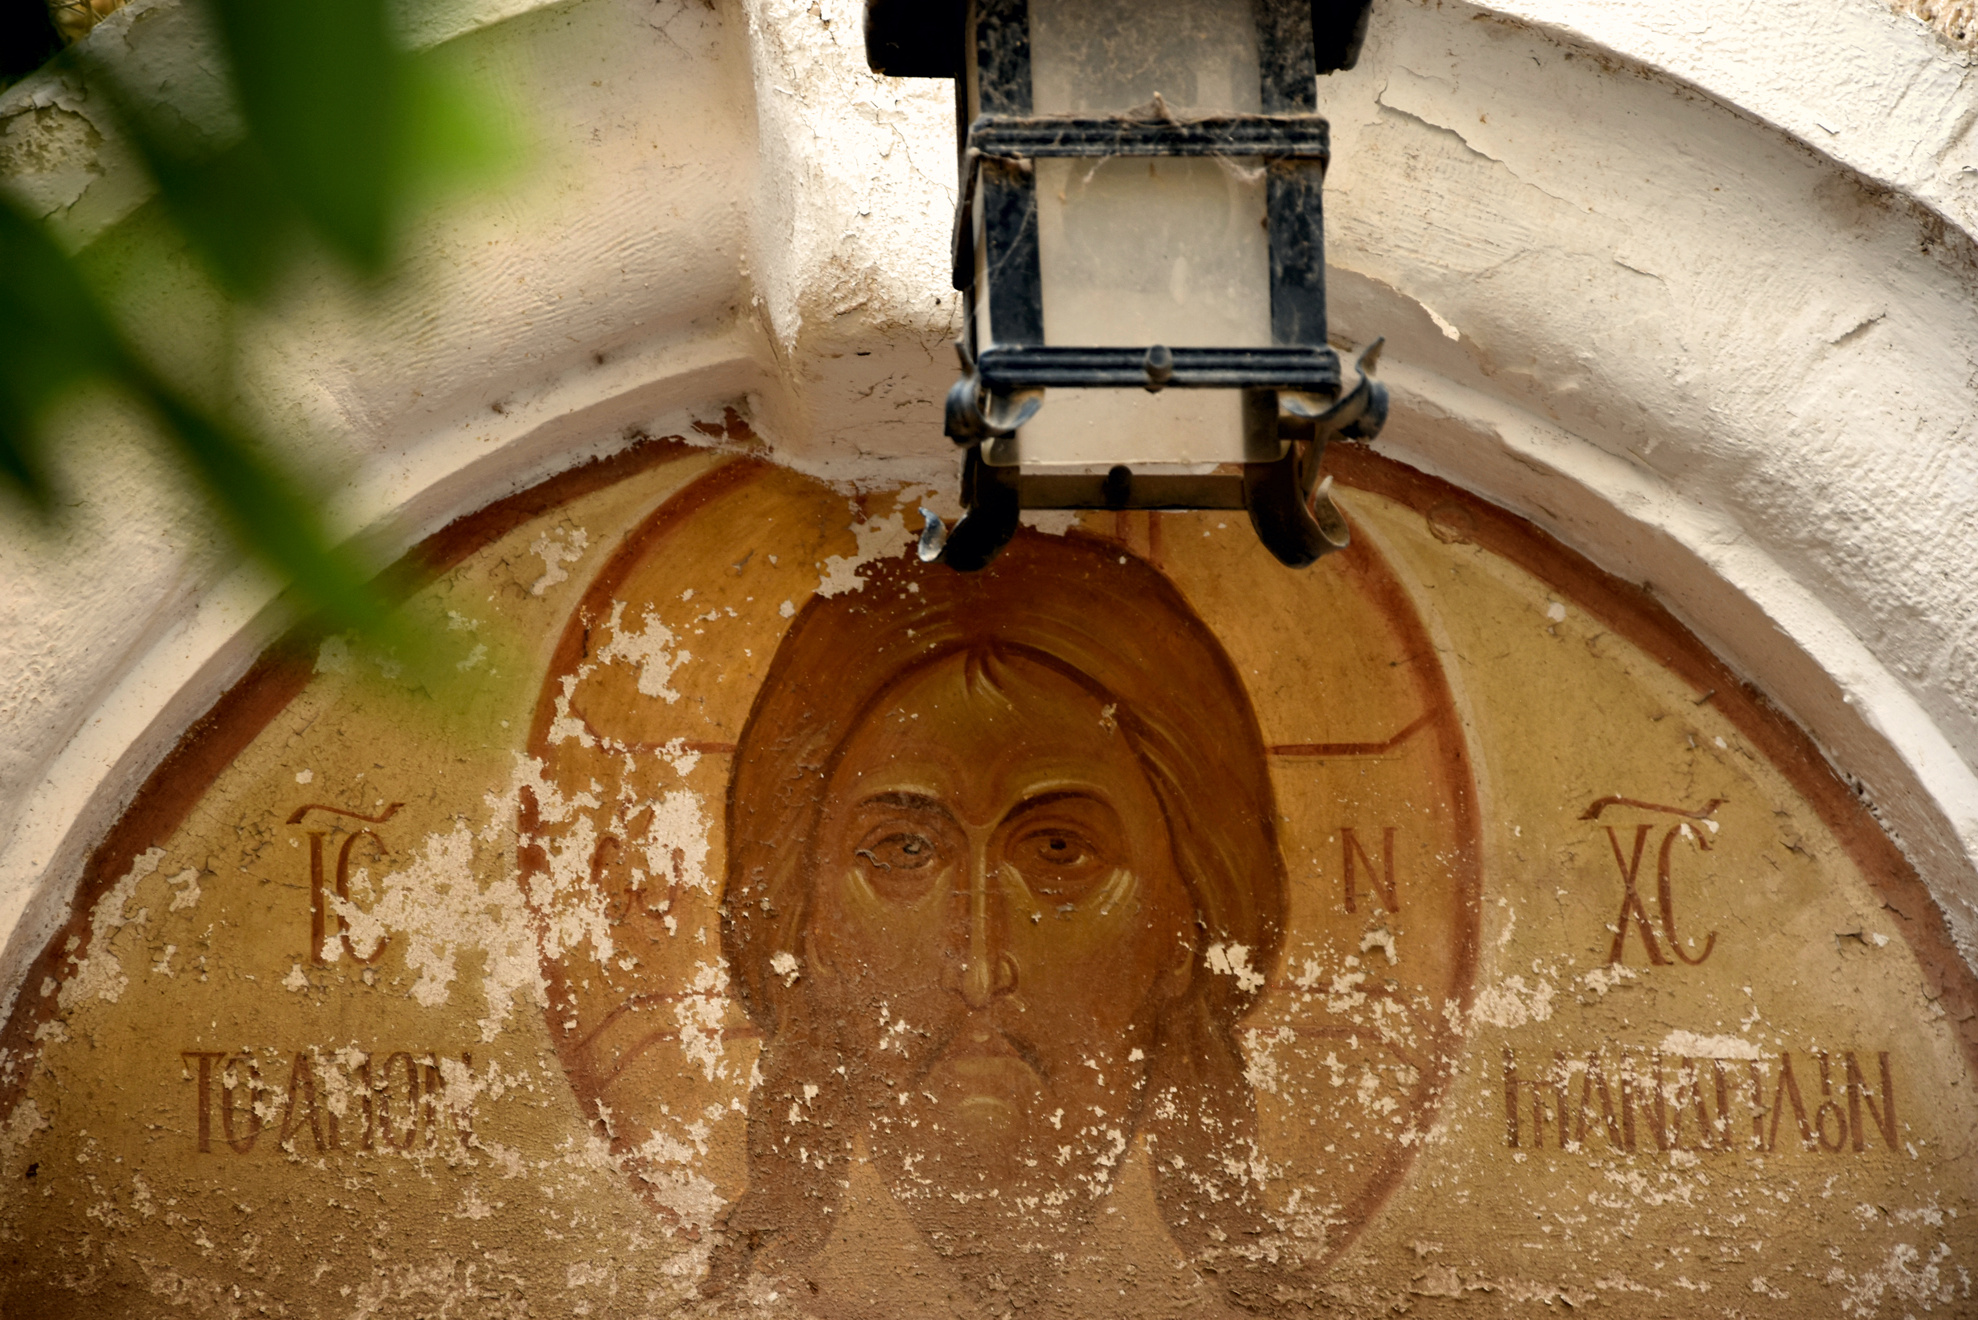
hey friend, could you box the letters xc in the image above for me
[1583,797,1723,966]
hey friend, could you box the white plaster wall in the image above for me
[2,0,1976,1000]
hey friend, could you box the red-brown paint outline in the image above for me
[1,427,1967,1165]
[0,428,710,1117]
[519,461,1486,1269]
[1327,443,1978,1078]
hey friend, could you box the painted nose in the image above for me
[952,843,1019,1009]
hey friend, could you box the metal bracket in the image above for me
[943,341,1042,446]
[1279,336,1388,440]
[1245,337,1389,567]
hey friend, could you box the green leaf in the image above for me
[0,192,129,508]
[138,382,392,638]
[77,60,299,300]
[0,393,54,514]
[207,0,408,274]
[0,196,390,634]
[401,44,524,199]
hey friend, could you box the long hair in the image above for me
[710,529,1288,1286]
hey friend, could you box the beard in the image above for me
[837,1006,1153,1292]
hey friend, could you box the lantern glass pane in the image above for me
[1036,155,1270,349]
[991,389,1273,467]
[1029,0,1261,116]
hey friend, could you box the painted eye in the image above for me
[852,830,942,904]
[856,832,937,872]
[1010,828,1111,904]
[1026,831,1091,867]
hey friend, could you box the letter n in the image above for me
[1576,1051,1630,1151]
[1847,1052,1897,1152]
[1766,1053,1815,1151]
[1343,827,1398,914]
[278,1053,333,1152]
[1644,1052,1671,1151]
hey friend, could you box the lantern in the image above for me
[865,0,1387,570]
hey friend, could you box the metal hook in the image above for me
[916,507,948,563]
[1277,336,1389,440]
[944,368,1042,447]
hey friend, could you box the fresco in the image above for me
[0,437,1971,1318]
[523,464,1477,1313]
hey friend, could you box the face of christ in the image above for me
[803,650,1198,1240]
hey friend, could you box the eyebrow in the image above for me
[1010,789,1113,814]
[856,790,946,813]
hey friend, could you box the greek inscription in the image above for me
[182,1048,473,1155]
[1593,798,1721,965]
[288,802,402,965]
[1502,1046,1897,1155]
[1342,826,1398,913]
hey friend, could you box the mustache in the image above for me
[906,1015,1049,1088]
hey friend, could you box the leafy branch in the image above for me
[0,0,507,641]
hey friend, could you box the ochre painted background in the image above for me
[0,440,1970,1317]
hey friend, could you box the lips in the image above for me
[947,1027,1023,1060]
[920,1019,1046,1089]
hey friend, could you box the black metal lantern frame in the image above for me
[866,0,1386,570]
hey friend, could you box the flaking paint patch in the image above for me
[0,1099,45,1172]
[530,526,590,597]
[1658,1028,1762,1059]
[524,806,616,967]
[1204,942,1266,993]
[546,672,594,748]
[1841,1241,1967,1315]
[814,500,909,598]
[596,600,690,703]
[1467,973,1556,1029]
[637,787,710,897]
[332,819,546,1039]
[164,867,200,912]
[1579,962,1638,996]
[56,845,162,1011]
[676,960,733,1082]
[1243,1025,1297,1095]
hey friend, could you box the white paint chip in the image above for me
[315,636,352,675]
[164,869,201,913]
[529,527,590,596]
[57,847,164,1012]
[1204,942,1266,994]
[1469,974,1555,1029]
[1017,509,1078,536]
[1659,1029,1761,1060]
[815,504,909,598]
[595,600,690,703]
